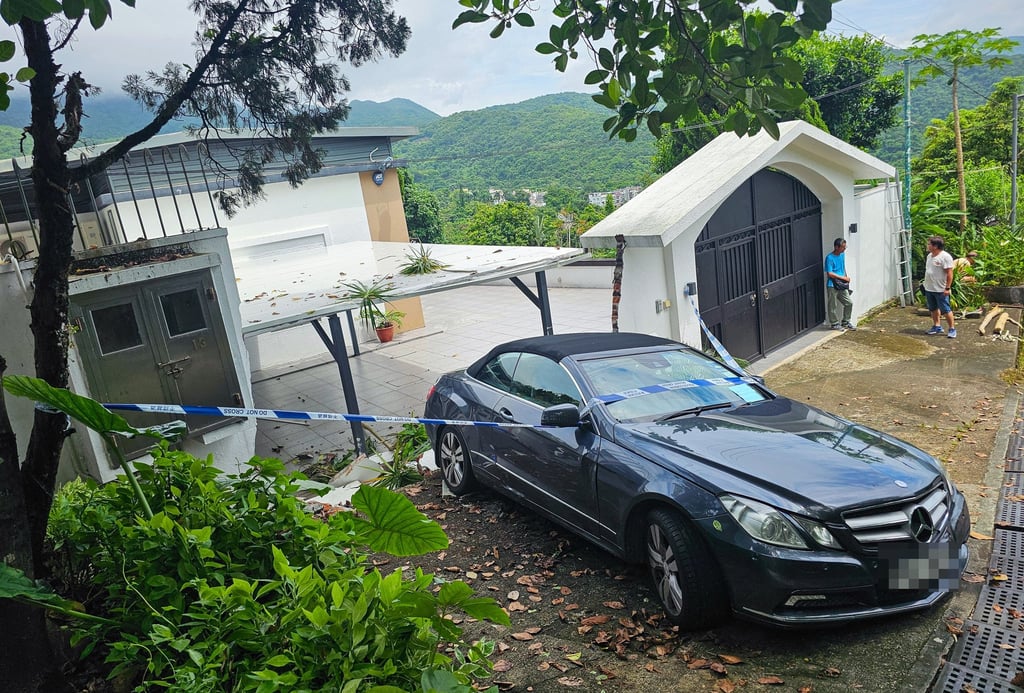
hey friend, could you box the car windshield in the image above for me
[577,349,769,422]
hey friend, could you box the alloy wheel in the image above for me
[647,522,684,616]
[439,430,465,488]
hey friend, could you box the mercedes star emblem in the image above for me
[909,506,934,543]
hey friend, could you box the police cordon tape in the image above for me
[102,375,761,430]
[104,298,751,430]
[686,289,744,373]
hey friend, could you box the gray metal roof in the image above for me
[235,241,586,337]
[0,126,418,174]
[581,120,896,248]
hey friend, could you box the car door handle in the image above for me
[498,407,516,421]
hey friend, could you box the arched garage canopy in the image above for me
[581,120,896,357]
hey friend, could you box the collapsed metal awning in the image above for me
[236,241,587,451]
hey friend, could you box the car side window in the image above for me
[510,353,581,408]
[476,352,520,393]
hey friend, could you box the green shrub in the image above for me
[49,448,507,692]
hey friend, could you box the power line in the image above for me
[828,12,1001,105]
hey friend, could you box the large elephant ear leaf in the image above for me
[351,484,449,556]
[2,375,136,437]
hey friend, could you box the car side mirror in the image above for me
[751,375,765,386]
[541,403,580,428]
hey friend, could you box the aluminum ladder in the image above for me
[888,180,914,307]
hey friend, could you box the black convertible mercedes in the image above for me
[423,333,969,628]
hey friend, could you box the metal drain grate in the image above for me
[997,480,1024,529]
[1007,428,1024,471]
[994,529,1024,561]
[976,584,1024,629]
[990,556,1024,584]
[933,662,1024,692]
[948,620,1024,681]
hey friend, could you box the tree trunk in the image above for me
[952,65,968,233]
[0,356,61,692]
[0,18,73,691]
[19,17,75,578]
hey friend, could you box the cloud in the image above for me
[1,0,1020,116]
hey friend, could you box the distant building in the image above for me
[587,186,643,207]
[528,190,547,207]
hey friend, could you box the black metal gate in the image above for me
[695,169,824,362]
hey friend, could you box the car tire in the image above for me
[437,426,477,495]
[645,508,729,629]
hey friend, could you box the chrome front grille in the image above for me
[843,486,950,547]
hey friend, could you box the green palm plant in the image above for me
[340,278,397,331]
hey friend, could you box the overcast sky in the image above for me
[2,0,1023,116]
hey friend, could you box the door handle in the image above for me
[749,294,756,307]
[157,355,191,369]
[498,407,515,421]
[763,288,770,300]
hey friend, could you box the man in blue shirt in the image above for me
[824,237,855,331]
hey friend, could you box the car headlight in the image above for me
[719,495,808,549]
[793,517,843,550]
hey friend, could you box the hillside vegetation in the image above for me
[873,50,1024,165]
[343,98,440,128]
[395,92,655,192]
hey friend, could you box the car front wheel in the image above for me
[646,508,729,629]
[437,427,476,495]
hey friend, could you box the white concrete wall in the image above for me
[615,247,673,337]
[108,173,371,250]
[850,182,900,317]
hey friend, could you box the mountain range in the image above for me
[0,41,1022,192]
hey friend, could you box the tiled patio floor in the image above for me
[251,284,612,461]
[250,281,837,463]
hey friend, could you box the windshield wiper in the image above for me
[656,402,734,422]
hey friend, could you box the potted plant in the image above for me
[341,278,404,343]
[373,308,405,343]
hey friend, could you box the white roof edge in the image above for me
[582,120,895,247]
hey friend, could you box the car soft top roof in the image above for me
[465,332,680,378]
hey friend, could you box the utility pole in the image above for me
[1012,93,1022,232]
[903,59,913,231]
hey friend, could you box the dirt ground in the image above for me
[374,304,1022,693]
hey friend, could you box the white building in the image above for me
[581,120,900,362]
[0,127,424,482]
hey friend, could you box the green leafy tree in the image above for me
[650,31,899,175]
[450,201,540,246]
[790,33,903,149]
[0,1,409,688]
[453,0,837,141]
[399,168,443,243]
[542,183,587,214]
[909,29,1019,231]
[915,77,1024,228]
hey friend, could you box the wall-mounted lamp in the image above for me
[372,170,385,186]
[849,223,858,234]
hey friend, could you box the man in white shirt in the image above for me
[923,236,956,339]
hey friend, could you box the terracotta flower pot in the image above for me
[375,324,395,343]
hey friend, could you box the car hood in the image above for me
[617,397,944,516]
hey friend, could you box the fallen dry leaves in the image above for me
[757,675,785,685]
[970,531,995,540]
